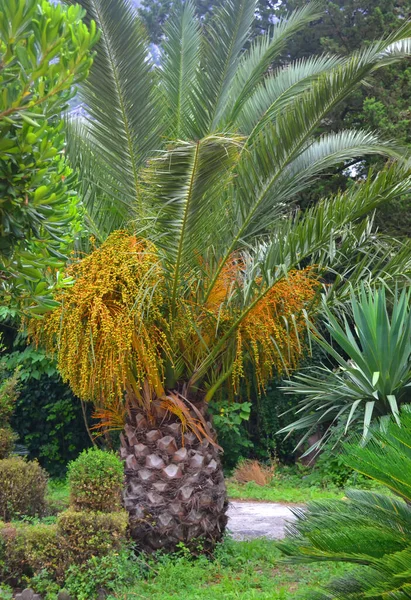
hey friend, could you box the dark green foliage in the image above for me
[12,373,92,476]
[0,0,99,313]
[279,408,411,599]
[0,357,20,458]
[57,509,128,563]
[67,449,124,512]
[210,400,253,469]
[247,381,306,463]
[211,384,308,469]
[2,340,92,475]
[0,456,48,521]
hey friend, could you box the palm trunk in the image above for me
[120,398,228,552]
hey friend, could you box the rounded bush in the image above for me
[57,509,128,563]
[67,448,124,512]
[0,456,48,521]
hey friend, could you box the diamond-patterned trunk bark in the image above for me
[121,402,228,552]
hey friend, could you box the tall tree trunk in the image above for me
[121,397,228,552]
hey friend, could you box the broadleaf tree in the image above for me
[0,0,99,315]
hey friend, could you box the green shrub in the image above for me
[0,510,128,587]
[67,448,124,512]
[22,523,63,580]
[0,522,30,583]
[64,549,137,600]
[57,509,128,563]
[0,457,48,521]
[0,521,64,585]
[0,426,18,460]
[2,523,63,584]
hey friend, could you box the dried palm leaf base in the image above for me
[121,399,227,553]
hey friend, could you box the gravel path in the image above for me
[227,501,297,540]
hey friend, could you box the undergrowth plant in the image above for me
[280,286,411,451]
[280,408,411,599]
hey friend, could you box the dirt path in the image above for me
[227,501,296,540]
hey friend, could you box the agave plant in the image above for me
[279,409,411,599]
[280,286,411,451]
[33,0,411,552]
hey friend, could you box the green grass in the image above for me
[227,481,345,503]
[46,479,70,514]
[108,538,347,599]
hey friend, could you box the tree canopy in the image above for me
[0,0,99,315]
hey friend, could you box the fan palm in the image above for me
[279,409,411,599]
[279,286,411,452]
[36,0,411,551]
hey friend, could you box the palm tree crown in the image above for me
[41,0,411,411]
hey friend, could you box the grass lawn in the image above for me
[227,480,344,503]
[108,538,346,599]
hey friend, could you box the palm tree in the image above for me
[279,409,411,599]
[37,0,411,551]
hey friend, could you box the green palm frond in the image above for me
[235,53,346,135]
[279,410,411,599]
[161,0,201,139]
[66,117,131,247]
[142,135,241,311]
[197,0,256,133]
[238,131,406,241]
[246,165,411,278]
[66,0,162,215]
[221,2,323,127]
